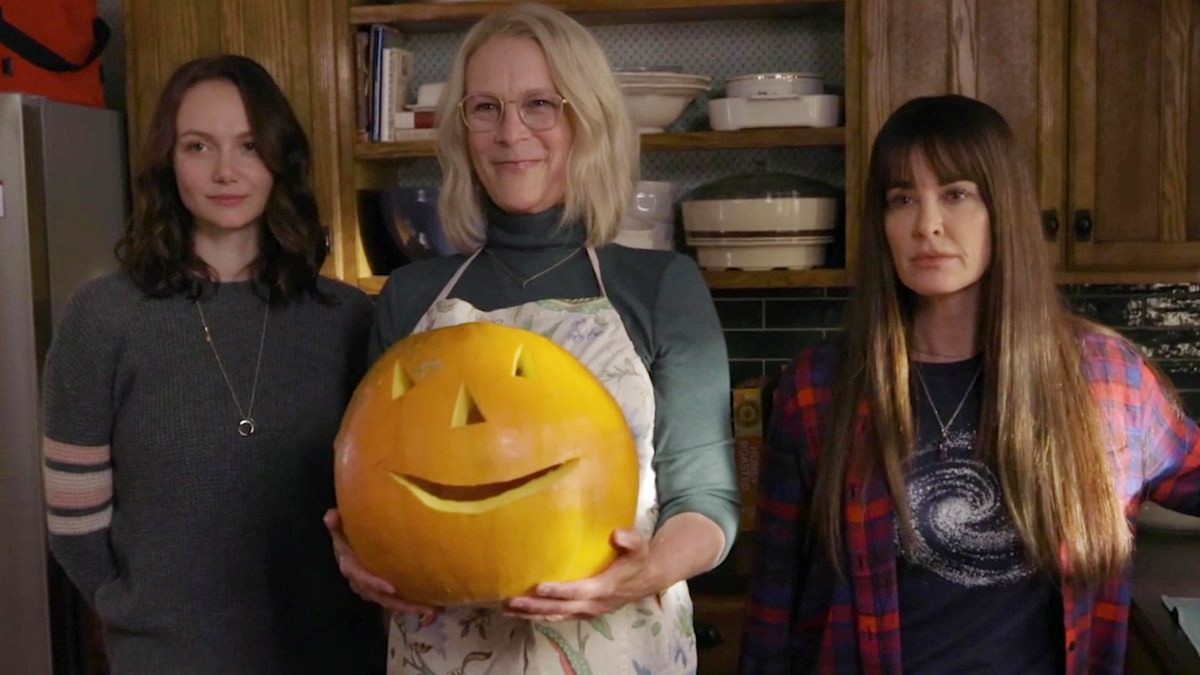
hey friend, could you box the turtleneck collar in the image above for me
[483,197,587,251]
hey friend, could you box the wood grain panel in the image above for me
[333,0,361,283]
[845,0,862,277]
[1068,241,1200,270]
[1160,0,1190,243]
[1191,0,1200,242]
[1095,0,1161,243]
[125,0,159,170]
[887,0,949,117]
[308,0,343,277]
[1037,0,1067,265]
[863,0,890,141]
[977,0,1037,177]
[220,0,244,55]
[949,0,977,97]
[1068,0,1097,260]
[351,0,840,30]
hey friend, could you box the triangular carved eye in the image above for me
[451,385,486,428]
[392,362,415,400]
[512,345,534,378]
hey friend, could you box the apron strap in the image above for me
[431,249,483,304]
[586,247,608,299]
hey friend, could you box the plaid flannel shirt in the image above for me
[741,332,1200,674]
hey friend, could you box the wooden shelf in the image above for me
[351,0,842,32]
[355,127,845,160]
[703,268,848,288]
[358,268,848,294]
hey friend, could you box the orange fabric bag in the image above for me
[0,1,109,107]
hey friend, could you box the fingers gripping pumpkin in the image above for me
[334,322,639,605]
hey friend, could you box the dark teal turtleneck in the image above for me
[370,203,739,562]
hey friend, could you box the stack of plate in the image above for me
[682,173,840,270]
[614,70,711,133]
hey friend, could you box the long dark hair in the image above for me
[117,54,327,302]
[812,95,1130,584]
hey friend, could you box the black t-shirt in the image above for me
[898,356,1064,674]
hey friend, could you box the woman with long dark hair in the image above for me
[41,54,384,673]
[741,95,1200,673]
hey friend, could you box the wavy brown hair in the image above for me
[116,54,327,302]
[812,95,1132,585]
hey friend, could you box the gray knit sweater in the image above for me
[42,274,384,674]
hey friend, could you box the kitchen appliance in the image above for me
[0,93,128,675]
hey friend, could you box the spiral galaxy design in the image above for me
[903,430,1033,587]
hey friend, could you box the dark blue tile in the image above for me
[1120,329,1200,359]
[1142,295,1200,327]
[1180,391,1200,419]
[765,299,847,329]
[1157,360,1200,391]
[714,300,763,329]
[1070,296,1146,327]
[710,287,829,299]
[729,360,764,387]
[724,329,826,360]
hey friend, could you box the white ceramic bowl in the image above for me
[620,83,708,132]
[690,236,833,270]
[615,71,711,88]
[682,196,837,235]
[615,217,674,251]
[725,72,823,99]
[632,180,676,223]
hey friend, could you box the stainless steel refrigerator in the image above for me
[0,93,127,675]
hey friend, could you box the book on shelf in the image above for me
[364,24,409,142]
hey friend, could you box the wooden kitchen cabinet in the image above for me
[861,0,1068,268]
[862,0,1200,281]
[125,0,347,278]
[1067,0,1200,276]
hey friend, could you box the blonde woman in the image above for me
[741,95,1200,674]
[324,4,738,673]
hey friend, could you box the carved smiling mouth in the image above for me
[391,458,577,514]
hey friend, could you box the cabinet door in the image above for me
[1068,0,1200,270]
[862,0,1067,266]
[126,0,342,276]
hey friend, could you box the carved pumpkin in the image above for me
[334,321,639,605]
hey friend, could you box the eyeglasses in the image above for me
[458,93,568,132]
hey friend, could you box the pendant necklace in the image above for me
[913,363,982,457]
[196,291,270,437]
[485,246,583,289]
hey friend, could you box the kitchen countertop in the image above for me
[1131,526,1200,673]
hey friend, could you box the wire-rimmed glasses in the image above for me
[458,92,568,132]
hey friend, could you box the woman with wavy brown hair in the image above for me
[741,95,1200,674]
[40,54,384,673]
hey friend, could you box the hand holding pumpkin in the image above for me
[323,508,440,617]
[502,527,656,621]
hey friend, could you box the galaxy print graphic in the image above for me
[901,426,1035,587]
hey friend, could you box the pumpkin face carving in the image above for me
[334,322,639,605]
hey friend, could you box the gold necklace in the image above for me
[485,247,583,289]
[196,292,270,437]
[913,363,982,456]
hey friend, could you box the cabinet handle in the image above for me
[1074,210,1093,242]
[695,621,723,649]
[1041,209,1059,241]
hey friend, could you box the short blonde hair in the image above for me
[435,3,638,252]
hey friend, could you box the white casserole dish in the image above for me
[725,72,823,98]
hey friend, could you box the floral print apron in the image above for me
[387,248,696,675]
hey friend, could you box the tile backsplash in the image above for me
[715,284,1200,418]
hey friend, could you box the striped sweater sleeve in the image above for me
[41,279,121,602]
